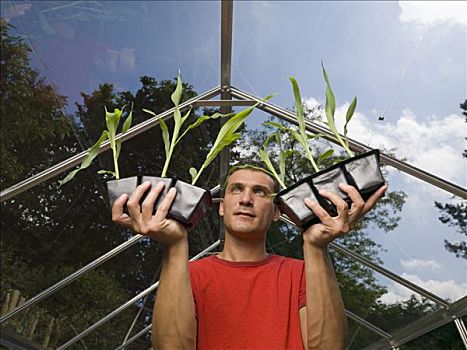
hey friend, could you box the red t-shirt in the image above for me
[189,254,306,350]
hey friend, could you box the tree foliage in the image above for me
[0,21,222,348]
[434,100,467,259]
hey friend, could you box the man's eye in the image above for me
[231,186,242,193]
[254,188,266,196]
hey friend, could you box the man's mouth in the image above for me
[235,211,256,217]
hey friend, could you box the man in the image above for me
[112,165,387,349]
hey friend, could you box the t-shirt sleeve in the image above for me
[299,261,306,308]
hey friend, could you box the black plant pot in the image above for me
[106,176,212,228]
[275,149,385,229]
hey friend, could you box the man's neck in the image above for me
[218,233,268,262]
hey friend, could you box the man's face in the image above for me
[219,169,280,240]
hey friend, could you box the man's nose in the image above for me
[239,189,253,206]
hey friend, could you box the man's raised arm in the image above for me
[300,183,387,350]
[112,181,196,350]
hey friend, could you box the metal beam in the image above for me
[114,324,151,350]
[454,318,467,349]
[56,240,222,350]
[191,99,256,107]
[229,86,467,199]
[0,86,222,202]
[0,327,47,350]
[278,215,450,308]
[363,296,467,349]
[220,0,233,91]
[219,0,234,244]
[346,310,391,340]
[0,185,220,324]
[330,243,450,308]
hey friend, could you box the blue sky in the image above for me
[2,1,466,305]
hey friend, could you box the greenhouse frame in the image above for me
[1,1,466,349]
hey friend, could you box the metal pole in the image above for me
[345,310,391,340]
[56,240,222,350]
[0,186,221,324]
[330,243,450,308]
[279,215,450,308]
[0,86,222,202]
[454,318,467,349]
[363,296,467,349]
[219,0,234,245]
[229,87,467,199]
[114,324,151,350]
[0,235,142,324]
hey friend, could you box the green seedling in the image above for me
[288,77,323,172]
[59,104,133,186]
[143,73,232,179]
[321,61,356,157]
[190,96,273,185]
[259,131,288,190]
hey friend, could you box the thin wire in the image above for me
[368,23,430,147]
[236,63,260,96]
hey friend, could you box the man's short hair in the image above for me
[222,163,281,195]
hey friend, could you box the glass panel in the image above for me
[2,0,465,347]
[361,170,466,305]
[1,0,220,189]
[399,319,466,349]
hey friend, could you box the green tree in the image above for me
[0,19,72,189]
[435,100,467,259]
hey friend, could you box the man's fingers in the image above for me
[304,198,332,225]
[141,182,165,221]
[111,193,133,228]
[112,193,129,222]
[154,187,177,222]
[319,190,349,216]
[338,183,365,220]
[127,181,151,218]
[362,183,388,214]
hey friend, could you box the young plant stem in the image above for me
[113,148,120,180]
[161,127,179,178]
[305,147,319,173]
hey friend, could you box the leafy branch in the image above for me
[59,104,133,186]
[143,73,232,178]
[190,96,273,185]
[321,61,356,157]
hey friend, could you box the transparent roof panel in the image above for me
[1,0,221,188]
[1,1,466,349]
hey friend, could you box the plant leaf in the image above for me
[344,97,357,138]
[159,119,170,158]
[189,167,198,183]
[97,170,116,176]
[321,61,336,121]
[191,95,274,185]
[289,77,306,138]
[317,149,334,166]
[59,131,108,186]
[122,103,133,134]
[142,108,156,116]
[115,140,122,160]
[171,73,183,126]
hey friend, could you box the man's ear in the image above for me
[218,198,224,217]
[272,205,281,222]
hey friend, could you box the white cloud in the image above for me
[326,102,466,186]
[400,258,441,271]
[2,2,32,22]
[379,273,467,304]
[94,48,137,73]
[399,1,467,27]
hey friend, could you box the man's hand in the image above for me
[302,183,388,248]
[112,181,188,247]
